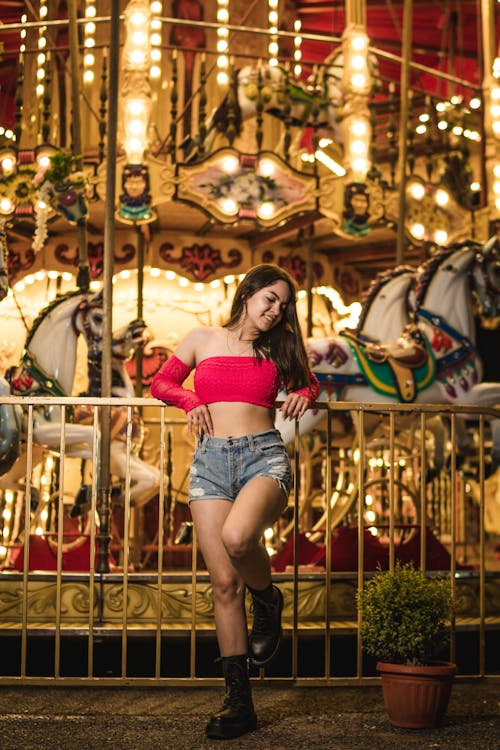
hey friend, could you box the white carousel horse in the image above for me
[0,290,160,507]
[74,314,161,508]
[188,46,380,162]
[276,263,417,442]
[277,239,500,451]
[0,376,21,475]
[0,231,20,475]
[187,63,343,161]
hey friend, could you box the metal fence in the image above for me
[0,395,499,685]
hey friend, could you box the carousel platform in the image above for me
[0,568,499,634]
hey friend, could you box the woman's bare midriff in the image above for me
[207,402,276,438]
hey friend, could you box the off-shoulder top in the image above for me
[150,354,320,413]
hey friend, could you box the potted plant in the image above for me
[356,561,456,729]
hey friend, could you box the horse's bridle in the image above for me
[71,295,105,353]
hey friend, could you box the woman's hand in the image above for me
[187,405,213,436]
[279,393,310,421]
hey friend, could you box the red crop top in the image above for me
[150,354,320,413]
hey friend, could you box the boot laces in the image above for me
[251,594,276,635]
[223,664,249,707]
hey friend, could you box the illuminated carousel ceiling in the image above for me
[0,1,498,292]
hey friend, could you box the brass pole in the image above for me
[135,227,145,398]
[68,0,89,290]
[96,0,120,575]
[396,0,413,266]
[480,0,498,235]
[480,0,496,78]
[306,226,314,338]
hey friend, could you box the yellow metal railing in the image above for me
[0,395,499,685]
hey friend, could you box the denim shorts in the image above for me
[189,429,293,503]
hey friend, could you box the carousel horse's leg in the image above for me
[0,444,45,496]
[109,441,161,507]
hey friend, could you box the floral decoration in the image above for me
[32,152,90,251]
[0,150,90,254]
[198,169,284,212]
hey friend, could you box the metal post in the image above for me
[68,0,90,290]
[396,0,413,266]
[96,0,120,574]
[135,226,145,398]
[306,226,314,338]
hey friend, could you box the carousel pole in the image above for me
[135,227,145,399]
[131,225,146,567]
[306,226,314,338]
[67,0,90,291]
[96,0,121,576]
[395,0,413,265]
[480,0,499,237]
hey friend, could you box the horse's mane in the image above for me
[354,265,415,335]
[25,289,83,348]
[413,241,483,310]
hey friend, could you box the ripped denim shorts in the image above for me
[189,429,293,503]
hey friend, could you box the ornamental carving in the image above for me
[261,251,324,287]
[159,242,243,281]
[54,241,136,278]
[7,246,35,282]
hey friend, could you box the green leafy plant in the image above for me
[44,151,81,188]
[356,562,454,666]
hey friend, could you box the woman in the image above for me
[150,264,319,739]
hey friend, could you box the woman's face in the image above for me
[244,280,291,331]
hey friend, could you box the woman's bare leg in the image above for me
[220,476,286,666]
[189,498,248,656]
[220,476,285,587]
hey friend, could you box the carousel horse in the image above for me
[277,238,500,451]
[277,263,417,443]
[0,376,21,475]
[186,46,380,162]
[0,290,160,507]
[0,238,21,475]
[72,314,161,511]
[186,63,343,161]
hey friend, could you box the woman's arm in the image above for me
[280,369,320,421]
[150,354,203,413]
[150,328,214,435]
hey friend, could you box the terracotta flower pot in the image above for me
[377,660,456,729]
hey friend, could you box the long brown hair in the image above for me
[224,264,312,391]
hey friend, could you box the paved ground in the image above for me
[0,680,499,750]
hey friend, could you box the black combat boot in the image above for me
[248,584,284,667]
[205,654,257,739]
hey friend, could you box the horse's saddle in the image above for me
[342,327,436,402]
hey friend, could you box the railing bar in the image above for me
[292,418,300,680]
[54,406,67,679]
[0,396,499,424]
[121,406,133,678]
[87,406,100,678]
[324,409,332,679]
[20,405,34,679]
[419,413,427,571]
[449,413,457,664]
[190,524,197,679]
[388,412,395,570]
[356,409,365,679]
[479,415,486,677]
[155,410,167,679]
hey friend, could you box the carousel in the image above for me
[0,0,499,682]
